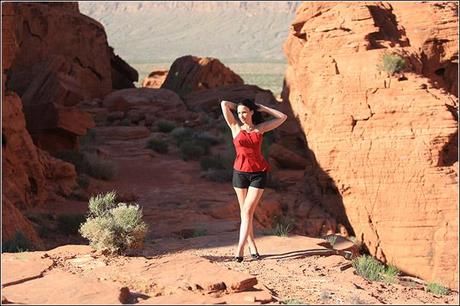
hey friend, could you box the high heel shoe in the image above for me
[248,247,261,260]
[251,252,261,260]
[234,256,244,263]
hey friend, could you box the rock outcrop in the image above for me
[2,2,137,153]
[282,2,458,288]
[161,55,244,97]
[142,69,168,88]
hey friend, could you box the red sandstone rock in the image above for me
[142,69,168,88]
[161,55,244,96]
[283,2,458,289]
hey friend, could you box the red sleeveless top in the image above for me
[233,129,270,172]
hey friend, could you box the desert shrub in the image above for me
[146,138,169,154]
[171,127,194,144]
[55,150,90,173]
[80,128,97,152]
[77,175,90,189]
[200,154,227,171]
[88,191,118,217]
[280,298,303,304]
[179,140,205,161]
[2,231,32,253]
[120,118,131,126]
[324,234,338,247]
[201,169,233,183]
[267,215,294,237]
[57,214,86,235]
[261,130,275,159]
[426,282,450,295]
[194,131,220,146]
[157,119,176,133]
[352,255,385,281]
[381,53,406,75]
[381,264,399,284]
[79,191,148,254]
[84,153,116,180]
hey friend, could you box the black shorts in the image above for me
[232,170,267,189]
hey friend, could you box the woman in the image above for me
[220,98,287,262]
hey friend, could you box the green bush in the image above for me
[79,191,148,254]
[55,150,90,174]
[80,129,97,152]
[426,282,450,295]
[77,175,90,189]
[157,120,176,133]
[84,153,116,180]
[381,264,399,284]
[200,154,227,171]
[171,127,194,144]
[57,214,86,235]
[352,255,385,281]
[179,140,205,161]
[267,215,294,237]
[280,298,303,304]
[381,53,406,75]
[201,169,233,183]
[2,231,32,253]
[88,191,118,217]
[146,138,169,154]
[194,131,220,146]
[120,118,131,126]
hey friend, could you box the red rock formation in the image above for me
[2,2,137,153]
[283,2,458,288]
[183,84,278,114]
[2,92,77,247]
[102,88,188,122]
[142,69,168,88]
[161,55,244,96]
[110,46,138,89]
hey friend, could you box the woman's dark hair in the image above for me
[237,98,264,124]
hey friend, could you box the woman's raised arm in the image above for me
[220,100,239,129]
[256,103,288,133]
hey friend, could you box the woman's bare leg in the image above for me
[235,187,264,257]
[233,187,257,252]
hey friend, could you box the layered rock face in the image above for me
[283,2,458,288]
[3,2,137,153]
[161,55,244,97]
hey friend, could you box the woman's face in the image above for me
[237,105,254,125]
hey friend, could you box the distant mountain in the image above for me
[78,1,301,63]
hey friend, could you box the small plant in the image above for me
[426,282,450,295]
[57,214,86,235]
[120,118,131,126]
[179,140,205,161]
[84,153,116,180]
[77,175,90,189]
[171,127,194,145]
[156,119,176,133]
[352,255,385,281]
[280,298,303,304]
[146,138,169,154]
[268,215,294,237]
[2,231,32,253]
[200,154,227,171]
[88,190,118,217]
[79,191,148,254]
[381,264,399,284]
[324,234,338,247]
[54,150,90,174]
[201,169,233,183]
[192,228,207,237]
[380,53,406,75]
[80,129,97,152]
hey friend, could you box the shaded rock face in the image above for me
[2,2,137,153]
[183,84,278,115]
[161,55,244,97]
[282,2,458,288]
[2,92,77,247]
